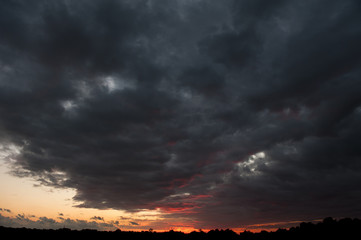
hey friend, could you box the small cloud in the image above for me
[90,216,104,221]
[0,208,11,213]
[16,214,26,220]
[38,216,56,224]
[129,221,139,226]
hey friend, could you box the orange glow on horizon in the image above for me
[1,159,311,233]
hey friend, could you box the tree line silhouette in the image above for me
[0,217,360,239]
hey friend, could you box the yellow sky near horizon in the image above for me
[0,160,169,231]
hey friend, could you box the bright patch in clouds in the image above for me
[237,152,267,177]
[100,76,135,93]
[61,100,77,111]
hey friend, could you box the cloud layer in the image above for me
[0,212,115,230]
[1,0,361,229]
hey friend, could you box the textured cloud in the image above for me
[1,0,361,229]
[90,216,104,221]
[0,208,11,213]
[0,213,114,230]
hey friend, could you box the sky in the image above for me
[1,0,361,233]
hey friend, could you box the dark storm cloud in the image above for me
[1,0,361,229]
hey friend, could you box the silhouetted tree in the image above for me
[1,217,361,240]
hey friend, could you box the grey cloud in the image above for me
[16,214,26,221]
[91,216,104,221]
[0,213,113,230]
[1,0,361,229]
[0,208,11,213]
[38,216,57,225]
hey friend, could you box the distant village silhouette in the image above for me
[1,217,360,239]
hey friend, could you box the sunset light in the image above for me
[1,0,361,236]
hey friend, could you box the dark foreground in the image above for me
[1,217,360,239]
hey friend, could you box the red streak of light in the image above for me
[188,194,213,200]
[167,141,177,146]
[196,150,225,168]
[164,173,202,190]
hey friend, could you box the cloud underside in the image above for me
[1,0,361,228]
